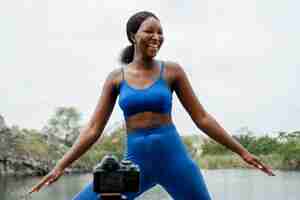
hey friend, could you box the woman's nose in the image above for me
[151,33,162,41]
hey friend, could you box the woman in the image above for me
[30,11,275,200]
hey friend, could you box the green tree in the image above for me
[43,107,82,146]
[201,136,231,155]
[277,131,300,169]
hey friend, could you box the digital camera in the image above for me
[93,154,140,193]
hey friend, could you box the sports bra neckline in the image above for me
[121,61,164,91]
[122,77,163,91]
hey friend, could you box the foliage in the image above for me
[277,132,300,169]
[201,139,231,155]
[182,135,201,158]
[43,106,82,146]
[3,107,300,173]
[197,154,283,170]
[200,129,300,170]
[197,154,246,169]
[252,135,281,155]
[232,133,256,150]
[233,134,281,155]
[77,125,127,167]
[100,127,127,160]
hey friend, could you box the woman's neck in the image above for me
[131,57,157,70]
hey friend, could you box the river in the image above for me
[1,169,299,200]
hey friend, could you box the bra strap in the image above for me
[121,67,125,81]
[159,61,164,78]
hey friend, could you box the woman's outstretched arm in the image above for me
[170,62,275,176]
[29,69,121,193]
[54,70,119,171]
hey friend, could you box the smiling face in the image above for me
[132,17,164,59]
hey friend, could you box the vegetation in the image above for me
[199,129,300,170]
[1,107,300,176]
[42,106,82,146]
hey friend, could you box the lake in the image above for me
[1,169,299,200]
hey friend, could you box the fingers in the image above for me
[27,167,64,195]
[28,181,45,194]
[250,157,275,176]
[28,175,51,194]
[257,162,275,176]
[28,174,58,194]
[242,153,276,176]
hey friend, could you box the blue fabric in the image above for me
[72,124,212,200]
[118,61,172,120]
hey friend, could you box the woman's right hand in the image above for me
[28,166,65,194]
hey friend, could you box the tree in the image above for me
[43,107,82,146]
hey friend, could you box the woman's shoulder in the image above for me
[162,60,186,81]
[104,67,124,90]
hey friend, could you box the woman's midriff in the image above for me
[125,112,173,134]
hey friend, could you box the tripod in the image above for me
[97,193,127,200]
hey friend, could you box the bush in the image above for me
[278,137,300,169]
[248,135,281,155]
[201,140,231,155]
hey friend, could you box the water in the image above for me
[1,169,299,200]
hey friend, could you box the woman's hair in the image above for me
[119,11,159,64]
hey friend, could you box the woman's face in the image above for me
[133,17,164,59]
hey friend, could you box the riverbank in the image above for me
[196,153,297,170]
[0,126,101,176]
[0,117,126,176]
[196,130,300,171]
[1,114,299,176]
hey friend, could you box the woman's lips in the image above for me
[148,43,160,51]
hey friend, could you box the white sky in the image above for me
[0,0,299,136]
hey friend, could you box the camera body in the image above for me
[93,154,140,194]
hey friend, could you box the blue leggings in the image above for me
[72,124,211,200]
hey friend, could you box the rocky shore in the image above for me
[0,115,93,176]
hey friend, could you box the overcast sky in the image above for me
[1,0,299,136]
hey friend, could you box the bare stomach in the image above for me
[125,112,173,134]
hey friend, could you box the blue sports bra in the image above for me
[118,61,173,120]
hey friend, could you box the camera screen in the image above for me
[99,172,123,191]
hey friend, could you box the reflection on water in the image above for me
[1,169,300,200]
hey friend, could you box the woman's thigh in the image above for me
[159,159,212,200]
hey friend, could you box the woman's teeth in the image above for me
[148,44,159,50]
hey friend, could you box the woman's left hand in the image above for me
[240,151,275,176]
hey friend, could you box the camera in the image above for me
[93,154,140,194]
